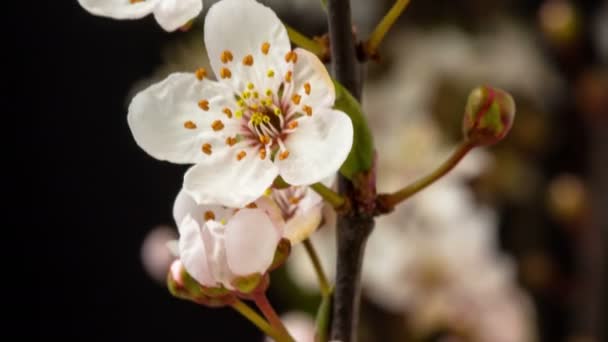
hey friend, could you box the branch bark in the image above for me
[327,1,374,341]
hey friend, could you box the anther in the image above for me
[278,150,290,160]
[288,121,299,129]
[221,50,234,64]
[202,143,212,155]
[211,120,224,131]
[247,82,255,90]
[246,203,258,209]
[184,121,197,129]
[285,71,292,82]
[259,148,267,160]
[226,136,237,146]
[237,150,247,161]
[291,94,302,105]
[304,82,311,95]
[220,67,232,79]
[195,68,207,80]
[223,108,233,118]
[259,135,271,145]
[242,54,254,66]
[204,211,215,221]
[267,69,275,78]
[198,100,210,111]
[303,105,312,116]
[285,51,298,63]
[289,197,301,205]
[261,42,270,55]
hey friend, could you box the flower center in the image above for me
[272,186,307,221]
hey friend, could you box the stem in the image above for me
[303,239,332,296]
[285,24,325,58]
[231,299,281,340]
[327,1,373,341]
[310,182,346,208]
[377,140,475,211]
[252,292,295,342]
[365,0,412,58]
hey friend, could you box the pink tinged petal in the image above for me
[203,0,290,93]
[184,147,279,207]
[284,204,323,245]
[254,196,286,234]
[224,209,281,276]
[173,189,235,228]
[287,48,336,116]
[153,0,203,32]
[200,221,235,287]
[78,0,158,19]
[277,110,354,186]
[128,73,238,164]
[177,215,215,287]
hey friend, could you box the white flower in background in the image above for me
[140,225,178,284]
[78,0,203,31]
[128,0,353,208]
[173,189,284,289]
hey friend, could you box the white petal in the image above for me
[204,0,290,92]
[184,147,279,207]
[178,215,215,286]
[173,189,235,227]
[287,48,335,116]
[278,110,353,185]
[224,209,281,276]
[128,73,238,164]
[78,0,158,19]
[153,0,203,32]
[284,204,323,245]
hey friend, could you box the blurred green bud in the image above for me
[463,85,516,146]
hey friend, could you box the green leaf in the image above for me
[333,80,374,180]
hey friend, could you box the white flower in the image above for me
[78,0,203,32]
[128,0,353,208]
[173,189,284,289]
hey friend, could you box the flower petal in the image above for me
[128,73,238,164]
[203,0,290,92]
[284,204,322,245]
[78,0,158,19]
[153,0,203,32]
[173,189,235,228]
[278,110,353,185]
[178,214,215,287]
[224,208,281,276]
[286,48,335,116]
[184,147,279,207]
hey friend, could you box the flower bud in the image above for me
[462,85,516,146]
[167,259,235,307]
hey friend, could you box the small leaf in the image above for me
[333,80,374,180]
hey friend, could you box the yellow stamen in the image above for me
[247,82,255,90]
[303,105,313,116]
[226,136,237,146]
[259,148,267,160]
[288,121,299,129]
[222,108,233,118]
[304,82,311,95]
[242,54,254,66]
[246,203,258,209]
[285,51,298,63]
[289,197,301,205]
[285,71,292,82]
[237,150,247,161]
[204,211,215,221]
[265,89,273,97]
[259,135,271,145]
[267,69,275,78]
[184,121,197,129]
[278,150,290,160]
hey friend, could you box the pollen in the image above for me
[242,54,254,66]
[289,197,301,205]
[267,69,275,78]
[235,110,243,118]
[273,107,282,115]
[220,67,232,79]
[211,120,225,131]
[237,150,247,161]
[247,82,255,90]
[184,121,197,129]
[202,143,212,155]
[285,51,298,63]
[222,108,233,118]
[198,100,210,111]
[303,105,313,116]
[246,203,258,209]
[130,0,144,4]
[204,211,216,221]
[226,136,237,146]
[261,42,270,55]
[221,50,234,64]
[304,82,311,95]
[195,67,207,80]
[265,89,273,97]
[253,91,259,99]
[259,148,267,160]
[288,121,299,129]
[291,94,302,105]
[278,150,290,160]
[284,71,292,82]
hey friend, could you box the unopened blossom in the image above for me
[173,189,284,290]
[78,0,203,32]
[128,0,353,207]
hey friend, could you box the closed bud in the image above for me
[463,85,516,146]
[167,259,235,307]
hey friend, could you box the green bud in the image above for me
[463,85,516,146]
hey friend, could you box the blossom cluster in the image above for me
[80,0,353,294]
